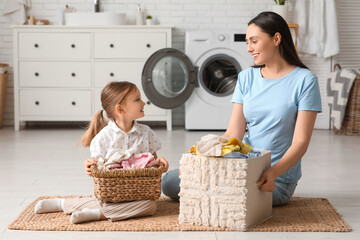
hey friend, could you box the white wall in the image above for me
[1,0,359,129]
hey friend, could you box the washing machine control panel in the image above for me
[218,34,225,41]
[216,33,246,42]
[234,33,246,42]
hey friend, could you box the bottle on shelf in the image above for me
[135,4,144,25]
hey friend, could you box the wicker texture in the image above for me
[91,164,163,203]
[334,76,360,135]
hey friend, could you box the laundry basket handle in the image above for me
[333,64,342,71]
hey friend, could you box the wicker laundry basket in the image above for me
[91,164,164,203]
[333,75,360,135]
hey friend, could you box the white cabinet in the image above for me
[19,62,91,88]
[18,33,91,59]
[93,32,166,59]
[13,26,172,131]
[19,90,92,117]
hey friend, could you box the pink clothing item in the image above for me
[121,152,158,170]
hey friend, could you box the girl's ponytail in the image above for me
[79,110,107,147]
[79,81,137,147]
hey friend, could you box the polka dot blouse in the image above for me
[90,121,161,160]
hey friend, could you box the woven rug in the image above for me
[8,196,351,232]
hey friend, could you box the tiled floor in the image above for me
[0,125,359,240]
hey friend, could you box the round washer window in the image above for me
[152,56,188,98]
[200,54,241,97]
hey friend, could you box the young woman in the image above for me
[35,81,169,223]
[161,11,322,206]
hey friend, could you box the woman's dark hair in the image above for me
[248,11,308,69]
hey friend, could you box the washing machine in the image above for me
[141,31,253,130]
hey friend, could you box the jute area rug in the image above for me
[8,196,351,232]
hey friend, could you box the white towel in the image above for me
[3,0,31,25]
[196,134,229,156]
[294,0,339,58]
[96,148,136,170]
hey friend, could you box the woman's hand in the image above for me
[156,157,169,173]
[84,158,97,177]
[257,168,276,192]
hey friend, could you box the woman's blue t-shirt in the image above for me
[231,67,322,183]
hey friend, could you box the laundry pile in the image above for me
[189,134,261,158]
[96,148,158,170]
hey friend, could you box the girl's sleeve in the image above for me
[89,133,107,161]
[146,127,161,153]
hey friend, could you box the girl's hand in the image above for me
[256,168,276,192]
[156,157,169,173]
[84,158,97,177]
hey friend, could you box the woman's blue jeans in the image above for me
[161,168,297,206]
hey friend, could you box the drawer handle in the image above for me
[72,101,76,106]
[110,72,114,77]
[35,101,40,105]
[71,44,76,48]
[34,43,39,48]
[146,44,151,48]
[34,72,39,77]
[110,43,114,48]
[71,73,76,77]
[146,101,151,105]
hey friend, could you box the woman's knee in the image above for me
[272,181,297,207]
[272,190,291,206]
[161,168,180,201]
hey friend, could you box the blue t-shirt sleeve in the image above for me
[298,73,322,112]
[232,81,243,103]
[231,68,252,104]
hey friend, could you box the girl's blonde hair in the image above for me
[79,81,138,147]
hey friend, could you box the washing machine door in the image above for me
[142,48,198,109]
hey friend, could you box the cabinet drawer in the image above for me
[94,61,145,87]
[20,90,91,116]
[19,33,91,59]
[95,88,166,116]
[94,32,166,59]
[19,62,91,87]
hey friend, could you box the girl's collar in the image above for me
[109,121,140,134]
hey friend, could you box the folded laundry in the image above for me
[120,152,157,170]
[97,148,136,170]
[222,151,248,159]
[247,150,261,158]
[222,150,262,159]
[189,134,252,157]
[97,150,157,170]
[196,134,228,156]
[222,137,252,155]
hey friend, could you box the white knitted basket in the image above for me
[178,150,272,231]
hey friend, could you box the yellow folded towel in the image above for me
[221,138,252,156]
[189,136,252,157]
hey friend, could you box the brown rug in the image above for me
[8,196,351,232]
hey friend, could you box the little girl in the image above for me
[34,81,169,224]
